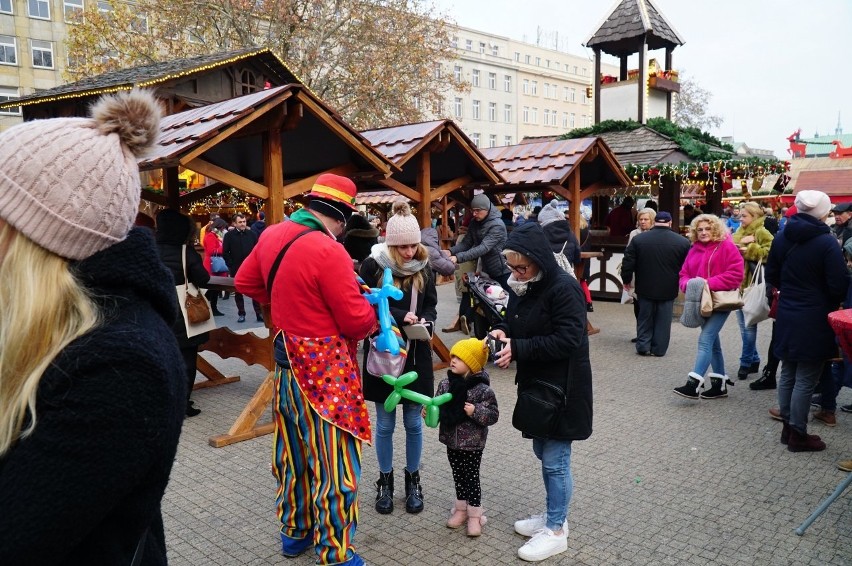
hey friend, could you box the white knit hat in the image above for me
[384,201,421,246]
[537,200,564,226]
[0,89,161,260]
[794,190,832,220]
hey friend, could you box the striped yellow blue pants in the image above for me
[273,365,361,564]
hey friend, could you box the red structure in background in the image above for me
[829,140,852,159]
[787,129,807,158]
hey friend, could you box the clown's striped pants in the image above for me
[272,365,362,564]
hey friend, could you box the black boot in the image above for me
[673,373,703,399]
[404,469,424,514]
[700,374,729,399]
[375,470,393,514]
[750,366,777,390]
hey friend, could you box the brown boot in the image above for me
[787,427,826,452]
[769,407,782,421]
[781,421,790,445]
[813,409,837,427]
[466,505,486,537]
[442,317,461,333]
[446,499,467,529]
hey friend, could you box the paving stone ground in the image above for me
[163,284,852,565]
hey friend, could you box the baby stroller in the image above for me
[466,272,508,339]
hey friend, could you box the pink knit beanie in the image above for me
[384,201,421,246]
[0,89,162,260]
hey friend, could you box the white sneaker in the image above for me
[517,528,568,562]
[514,514,569,537]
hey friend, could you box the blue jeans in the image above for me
[373,402,422,474]
[692,311,731,376]
[532,438,573,532]
[735,310,761,368]
[778,360,824,433]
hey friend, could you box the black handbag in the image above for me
[512,379,568,439]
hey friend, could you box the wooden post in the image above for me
[665,48,674,121]
[569,174,581,243]
[417,151,431,228]
[660,177,680,232]
[637,37,647,123]
[619,55,628,81]
[163,166,180,210]
[594,48,602,125]
[263,129,285,225]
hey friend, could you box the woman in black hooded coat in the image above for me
[490,222,591,562]
[156,209,211,417]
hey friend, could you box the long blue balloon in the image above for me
[361,267,404,354]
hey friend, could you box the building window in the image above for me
[551,110,558,126]
[488,134,497,148]
[0,35,17,65]
[472,69,480,87]
[514,52,520,62]
[479,41,485,54]
[535,56,541,66]
[434,63,442,79]
[570,88,576,102]
[187,26,204,43]
[0,86,20,115]
[504,104,512,123]
[131,12,148,34]
[491,44,498,56]
[451,36,458,48]
[562,86,569,101]
[504,75,511,92]
[524,54,530,64]
[488,72,496,90]
[562,112,568,128]
[237,69,259,95]
[454,65,462,82]
[432,100,443,114]
[522,79,529,94]
[570,113,576,128]
[531,107,538,123]
[64,0,83,22]
[581,90,587,104]
[0,0,11,14]
[488,102,496,121]
[472,100,480,120]
[471,133,480,147]
[522,106,529,123]
[454,97,462,118]
[67,51,83,70]
[31,39,53,68]
[504,135,512,146]
[573,65,578,74]
[28,0,50,19]
[465,39,472,50]
[543,109,550,126]
[531,81,538,96]
[582,67,587,76]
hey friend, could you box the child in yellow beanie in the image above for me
[436,337,499,537]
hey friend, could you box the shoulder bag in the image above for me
[700,244,744,313]
[176,245,217,337]
[366,286,417,378]
[210,254,228,274]
[742,258,770,326]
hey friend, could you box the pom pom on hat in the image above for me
[384,201,421,246]
[0,89,161,260]
[794,190,831,220]
[537,200,564,226]
[450,337,489,374]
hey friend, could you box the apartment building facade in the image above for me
[438,25,618,148]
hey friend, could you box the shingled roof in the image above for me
[585,0,685,57]
[3,47,300,108]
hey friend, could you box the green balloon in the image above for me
[432,392,453,406]
[383,391,402,412]
[424,405,441,428]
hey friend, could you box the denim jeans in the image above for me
[532,438,573,532]
[373,402,422,474]
[735,309,761,368]
[692,311,731,376]
[818,361,843,412]
[778,360,824,433]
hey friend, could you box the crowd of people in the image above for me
[1,95,849,566]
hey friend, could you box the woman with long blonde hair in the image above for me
[360,201,438,516]
[0,91,187,564]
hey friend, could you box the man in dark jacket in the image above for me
[831,202,852,246]
[223,213,262,323]
[621,211,690,357]
[447,193,511,289]
[251,210,267,237]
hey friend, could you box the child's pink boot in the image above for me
[466,506,486,537]
[446,499,467,528]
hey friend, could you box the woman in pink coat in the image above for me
[674,214,744,400]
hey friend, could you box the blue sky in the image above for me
[431,0,852,158]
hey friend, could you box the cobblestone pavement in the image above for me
[163,284,852,565]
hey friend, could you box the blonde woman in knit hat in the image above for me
[360,201,438,515]
[435,338,498,537]
[0,91,188,564]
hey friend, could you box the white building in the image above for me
[436,25,618,148]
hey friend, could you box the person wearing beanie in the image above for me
[155,208,211,418]
[0,90,188,565]
[436,338,499,537]
[765,189,849,452]
[489,222,592,562]
[343,212,379,268]
[446,193,511,292]
[359,200,438,517]
[235,172,377,565]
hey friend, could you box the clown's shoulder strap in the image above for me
[265,227,316,294]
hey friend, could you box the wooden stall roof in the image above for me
[360,119,503,186]
[481,137,631,190]
[137,84,395,204]
[2,48,298,110]
[782,157,852,204]
[584,0,685,56]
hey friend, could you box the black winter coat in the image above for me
[222,227,259,276]
[495,222,593,441]
[766,213,849,362]
[621,226,690,301]
[156,212,211,348]
[542,219,581,267]
[360,257,438,404]
[0,229,186,566]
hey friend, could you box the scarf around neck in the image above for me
[440,370,487,428]
[507,271,543,296]
[370,243,429,277]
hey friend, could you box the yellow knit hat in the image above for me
[450,337,489,374]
